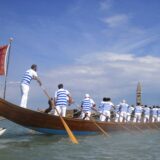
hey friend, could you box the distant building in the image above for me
[136,82,142,105]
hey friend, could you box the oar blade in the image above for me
[60,117,78,144]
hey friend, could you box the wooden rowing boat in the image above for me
[0,98,159,135]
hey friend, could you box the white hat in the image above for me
[122,99,126,103]
[85,94,90,98]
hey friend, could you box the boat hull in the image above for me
[0,98,159,135]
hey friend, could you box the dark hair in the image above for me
[58,83,63,89]
[103,97,111,101]
[31,64,37,70]
[103,97,107,101]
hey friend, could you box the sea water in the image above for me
[0,120,160,160]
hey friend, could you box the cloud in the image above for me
[99,0,112,11]
[102,14,129,27]
[41,52,160,105]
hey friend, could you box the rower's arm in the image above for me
[33,76,42,86]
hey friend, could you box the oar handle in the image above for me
[41,86,51,100]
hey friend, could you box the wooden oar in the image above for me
[90,116,110,137]
[92,107,134,133]
[41,86,78,144]
[78,107,109,136]
[151,122,160,130]
[116,112,144,133]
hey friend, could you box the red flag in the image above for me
[0,45,9,75]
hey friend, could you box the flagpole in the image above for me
[3,38,13,99]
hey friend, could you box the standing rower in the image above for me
[20,64,42,108]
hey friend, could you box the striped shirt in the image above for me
[152,108,158,116]
[100,101,114,112]
[143,107,150,116]
[81,98,95,112]
[115,105,120,113]
[127,106,134,114]
[21,69,38,85]
[135,105,142,114]
[55,88,70,106]
[119,103,129,112]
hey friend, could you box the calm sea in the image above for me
[0,119,160,160]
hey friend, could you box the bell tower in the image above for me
[136,82,142,105]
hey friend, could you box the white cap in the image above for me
[85,94,90,98]
[122,99,126,103]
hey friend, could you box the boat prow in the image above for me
[0,128,6,136]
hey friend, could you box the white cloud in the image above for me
[99,0,112,11]
[40,52,160,106]
[102,14,129,27]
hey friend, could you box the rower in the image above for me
[114,103,120,122]
[80,94,96,120]
[133,103,143,123]
[157,106,160,122]
[143,105,150,123]
[99,97,114,122]
[151,106,158,122]
[126,105,134,122]
[54,83,73,117]
[20,64,42,108]
[119,100,129,122]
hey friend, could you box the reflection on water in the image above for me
[0,120,160,160]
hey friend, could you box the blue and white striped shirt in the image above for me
[135,105,142,114]
[119,103,129,112]
[81,98,95,112]
[99,101,114,112]
[55,89,70,106]
[21,69,38,85]
[143,107,150,116]
[152,108,158,116]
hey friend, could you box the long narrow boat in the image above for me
[0,98,159,135]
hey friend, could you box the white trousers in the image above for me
[152,115,157,122]
[143,115,150,123]
[115,113,119,122]
[20,83,29,108]
[81,111,91,120]
[157,116,160,122]
[54,105,67,117]
[100,111,110,122]
[133,113,141,123]
[119,112,127,122]
[126,113,131,122]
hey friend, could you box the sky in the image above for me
[0,0,160,109]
